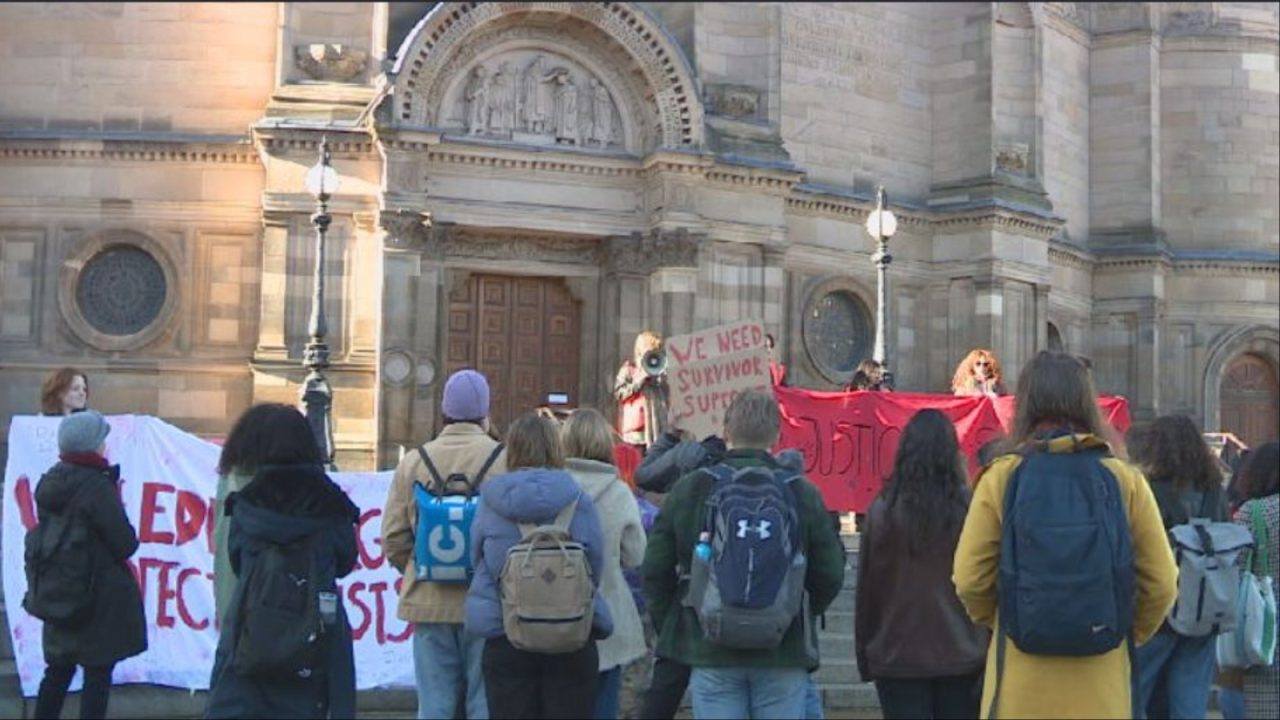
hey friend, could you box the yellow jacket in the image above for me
[382,423,506,624]
[953,434,1178,719]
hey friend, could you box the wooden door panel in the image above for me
[1220,353,1280,447]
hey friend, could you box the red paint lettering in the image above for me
[346,582,372,640]
[14,475,37,531]
[139,483,176,544]
[370,581,391,644]
[205,497,216,554]
[176,567,209,630]
[138,557,179,628]
[174,491,207,547]
[388,579,414,643]
[356,509,384,570]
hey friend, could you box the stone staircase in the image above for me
[0,512,875,718]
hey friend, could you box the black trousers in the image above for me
[482,636,599,720]
[639,656,691,720]
[874,673,982,720]
[35,663,115,720]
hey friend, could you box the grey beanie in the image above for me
[57,410,111,454]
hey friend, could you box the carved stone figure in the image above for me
[552,69,579,145]
[520,54,555,134]
[588,77,613,147]
[465,65,492,135]
[489,61,519,133]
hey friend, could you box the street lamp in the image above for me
[865,185,897,390]
[303,136,340,469]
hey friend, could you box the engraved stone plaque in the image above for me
[74,245,168,336]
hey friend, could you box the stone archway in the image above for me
[1203,324,1280,444]
[1220,352,1280,447]
[389,2,704,153]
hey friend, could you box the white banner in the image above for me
[2,415,414,697]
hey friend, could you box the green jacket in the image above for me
[641,449,846,669]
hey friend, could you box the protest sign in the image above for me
[773,388,1132,512]
[666,320,772,440]
[2,415,413,697]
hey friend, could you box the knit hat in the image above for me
[442,369,490,421]
[58,410,111,454]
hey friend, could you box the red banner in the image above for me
[773,389,1132,512]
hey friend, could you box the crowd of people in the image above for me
[16,346,1280,720]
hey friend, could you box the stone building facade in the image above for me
[1,2,1277,469]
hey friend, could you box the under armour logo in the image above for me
[736,519,772,539]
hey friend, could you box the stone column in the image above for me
[254,211,293,360]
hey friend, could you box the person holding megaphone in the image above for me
[613,330,669,454]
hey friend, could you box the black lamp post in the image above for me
[865,185,898,390]
[302,136,339,469]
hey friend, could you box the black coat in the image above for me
[34,457,147,667]
[204,464,359,720]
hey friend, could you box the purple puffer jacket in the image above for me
[464,467,614,640]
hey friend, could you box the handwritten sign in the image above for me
[667,321,772,440]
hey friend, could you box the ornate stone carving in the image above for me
[605,229,702,275]
[294,44,368,82]
[379,209,436,254]
[996,143,1030,175]
[705,83,763,121]
[456,51,619,149]
[75,245,168,336]
[444,231,602,265]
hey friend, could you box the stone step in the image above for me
[822,681,880,710]
[815,657,863,685]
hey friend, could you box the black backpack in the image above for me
[232,532,326,680]
[22,482,95,627]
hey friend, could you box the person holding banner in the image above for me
[765,333,788,387]
[32,410,146,720]
[614,330,669,451]
[39,367,90,416]
[951,349,1007,398]
[205,405,360,720]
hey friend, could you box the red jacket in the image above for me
[614,361,647,443]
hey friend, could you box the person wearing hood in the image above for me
[465,412,613,719]
[561,408,647,720]
[33,410,146,720]
[204,405,360,720]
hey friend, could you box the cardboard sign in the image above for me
[666,320,772,440]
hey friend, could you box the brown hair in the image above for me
[724,389,781,449]
[41,368,88,415]
[505,412,566,470]
[951,348,1005,394]
[1009,351,1107,446]
[847,359,886,391]
[1130,415,1223,493]
[561,408,617,464]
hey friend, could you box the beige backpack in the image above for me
[499,499,595,653]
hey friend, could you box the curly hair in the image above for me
[218,403,322,476]
[883,409,971,556]
[41,368,88,415]
[1129,415,1222,493]
[1235,440,1278,501]
[951,348,1005,395]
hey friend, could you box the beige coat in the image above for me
[383,423,506,625]
[565,457,648,671]
[953,434,1178,719]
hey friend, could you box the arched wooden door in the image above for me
[445,274,580,434]
[1219,353,1280,448]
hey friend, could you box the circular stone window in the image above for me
[802,287,873,384]
[75,246,168,336]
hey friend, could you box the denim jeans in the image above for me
[803,674,824,720]
[414,622,488,720]
[689,666,808,720]
[1135,629,1216,719]
[595,666,622,720]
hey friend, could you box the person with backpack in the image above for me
[28,410,146,720]
[465,412,613,719]
[1129,415,1244,719]
[382,369,506,720]
[204,405,359,720]
[1230,441,1278,719]
[642,389,846,720]
[953,351,1179,718]
[561,408,647,719]
[856,409,989,719]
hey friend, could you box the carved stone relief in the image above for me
[445,230,603,265]
[294,44,368,82]
[996,143,1030,175]
[605,229,703,275]
[451,50,622,149]
[705,83,764,122]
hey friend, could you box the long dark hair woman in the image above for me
[204,404,359,720]
[1129,415,1229,719]
[953,351,1178,718]
[855,409,987,719]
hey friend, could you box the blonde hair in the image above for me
[633,330,663,362]
[561,408,617,464]
[505,412,565,469]
[951,348,1004,394]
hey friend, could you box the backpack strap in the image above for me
[416,447,446,495]
[474,443,505,485]
[517,498,579,538]
[1249,501,1270,576]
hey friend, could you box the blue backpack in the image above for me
[989,437,1136,718]
[412,444,503,584]
[682,462,808,650]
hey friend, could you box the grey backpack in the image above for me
[1163,488,1255,637]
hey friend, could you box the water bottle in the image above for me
[694,531,712,562]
